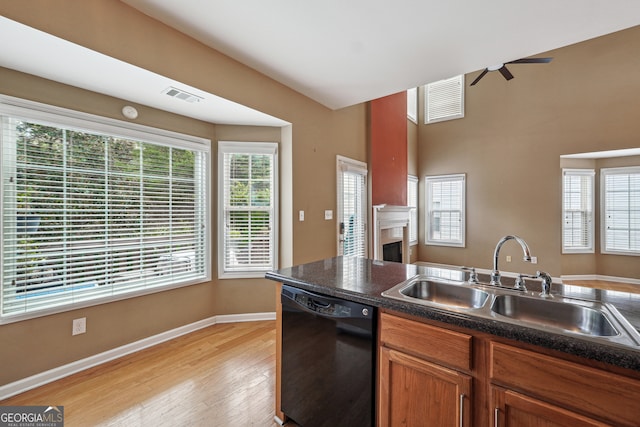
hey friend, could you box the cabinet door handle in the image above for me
[459,394,465,427]
[494,407,499,427]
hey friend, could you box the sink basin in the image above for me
[491,294,618,337]
[382,271,640,347]
[385,277,489,309]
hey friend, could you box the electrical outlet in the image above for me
[324,210,333,220]
[531,256,538,264]
[72,317,86,335]
[506,255,512,262]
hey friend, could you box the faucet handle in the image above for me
[536,271,553,298]
[461,266,479,284]
[514,274,529,291]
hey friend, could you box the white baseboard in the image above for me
[216,311,276,323]
[0,312,276,401]
[561,274,640,285]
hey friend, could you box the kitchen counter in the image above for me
[266,256,640,372]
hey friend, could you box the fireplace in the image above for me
[382,241,402,263]
[372,204,412,263]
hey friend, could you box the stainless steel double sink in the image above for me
[382,275,640,347]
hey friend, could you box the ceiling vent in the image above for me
[162,86,204,103]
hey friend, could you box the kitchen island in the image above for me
[267,256,640,426]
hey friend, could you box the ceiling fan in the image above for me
[470,57,553,86]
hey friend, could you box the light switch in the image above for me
[324,210,333,220]
[299,210,305,221]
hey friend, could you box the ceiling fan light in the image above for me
[487,64,504,72]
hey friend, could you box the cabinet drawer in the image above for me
[379,312,472,371]
[490,341,640,426]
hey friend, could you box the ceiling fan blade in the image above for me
[470,68,489,86]
[499,65,514,81]
[507,57,553,64]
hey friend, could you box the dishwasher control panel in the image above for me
[295,293,351,316]
[282,285,373,319]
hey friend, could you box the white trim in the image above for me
[408,175,419,245]
[561,274,640,285]
[414,262,640,287]
[407,87,418,124]
[0,95,212,322]
[215,311,275,323]
[600,166,640,256]
[0,312,275,400]
[0,94,210,150]
[425,75,465,124]
[217,141,279,278]
[425,173,466,247]
[561,168,595,254]
[336,155,368,257]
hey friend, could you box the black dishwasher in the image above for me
[281,285,376,427]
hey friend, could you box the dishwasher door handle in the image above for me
[310,298,331,308]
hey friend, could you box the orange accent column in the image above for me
[370,92,408,206]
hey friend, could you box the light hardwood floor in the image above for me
[1,321,283,426]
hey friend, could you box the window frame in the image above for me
[407,87,418,124]
[562,168,595,254]
[600,166,640,256]
[217,141,279,278]
[425,173,466,247]
[408,175,418,246]
[0,95,211,323]
[425,75,465,124]
[336,155,368,257]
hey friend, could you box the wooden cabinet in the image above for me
[492,387,609,427]
[379,346,471,426]
[378,312,473,426]
[490,341,640,427]
[379,311,640,427]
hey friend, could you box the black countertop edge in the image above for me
[265,257,640,372]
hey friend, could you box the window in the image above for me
[407,87,418,123]
[337,156,368,257]
[425,75,464,124]
[408,175,418,245]
[425,174,465,247]
[0,96,210,322]
[218,141,278,277]
[562,169,595,253]
[601,167,640,255]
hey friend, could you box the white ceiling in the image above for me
[0,16,289,127]
[1,2,639,126]
[123,0,640,109]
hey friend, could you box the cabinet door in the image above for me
[492,387,610,427]
[379,346,471,427]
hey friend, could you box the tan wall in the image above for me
[0,1,367,385]
[418,26,640,280]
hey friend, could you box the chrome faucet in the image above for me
[490,235,532,286]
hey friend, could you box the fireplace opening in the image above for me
[382,241,402,263]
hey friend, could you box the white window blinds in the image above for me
[408,175,418,245]
[218,142,278,277]
[337,157,368,257]
[425,174,465,247]
[602,167,640,255]
[0,97,210,322]
[562,169,595,253]
[425,75,465,124]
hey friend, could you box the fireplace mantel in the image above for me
[371,204,412,263]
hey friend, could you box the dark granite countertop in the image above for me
[266,256,640,372]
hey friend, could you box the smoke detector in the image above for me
[162,86,204,103]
